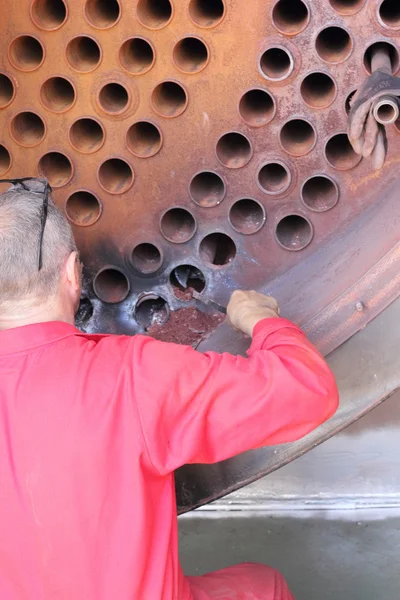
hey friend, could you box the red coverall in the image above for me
[0,317,338,600]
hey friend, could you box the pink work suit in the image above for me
[0,318,338,599]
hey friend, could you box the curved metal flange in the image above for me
[176,272,400,513]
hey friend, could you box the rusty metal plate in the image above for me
[1,0,400,509]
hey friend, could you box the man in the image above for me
[0,178,338,600]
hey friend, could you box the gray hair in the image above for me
[0,181,77,312]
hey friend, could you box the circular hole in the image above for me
[76,296,94,327]
[131,243,163,274]
[364,42,399,75]
[325,133,362,170]
[93,268,130,304]
[98,158,134,194]
[301,176,339,212]
[151,81,188,118]
[137,0,172,29]
[328,0,365,15]
[66,36,101,72]
[258,162,291,195]
[188,0,225,28]
[272,0,310,35]
[189,171,226,207]
[69,118,105,154]
[260,47,294,81]
[280,119,316,156]
[170,265,206,300]
[239,89,276,127]
[126,121,162,158]
[300,72,337,109]
[199,233,236,266]
[160,207,197,243]
[378,0,400,28]
[0,73,15,108]
[216,132,253,168]
[229,199,266,235]
[10,112,45,147]
[135,295,169,329]
[0,145,11,176]
[173,37,209,74]
[275,215,313,251]
[98,82,129,114]
[316,27,353,64]
[9,36,44,72]
[85,0,120,28]
[38,152,73,187]
[375,101,398,124]
[31,0,67,30]
[345,89,357,114]
[65,190,102,226]
[119,37,155,74]
[40,77,76,113]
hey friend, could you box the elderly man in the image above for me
[0,178,338,600]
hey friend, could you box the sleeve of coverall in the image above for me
[131,318,339,475]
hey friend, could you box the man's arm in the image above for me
[128,291,339,476]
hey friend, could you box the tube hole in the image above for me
[378,0,400,28]
[66,36,101,72]
[9,36,44,72]
[170,265,205,300]
[151,81,188,118]
[316,27,353,64]
[10,112,45,147]
[0,145,11,176]
[200,233,236,266]
[135,295,169,329]
[280,119,316,156]
[38,152,73,187]
[98,158,134,194]
[364,42,399,74]
[65,190,102,226]
[40,77,75,113]
[0,73,15,108]
[258,162,291,195]
[260,47,294,81]
[300,72,337,109]
[173,37,209,74]
[31,0,67,30]
[345,90,357,114]
[93,268,130,304]
[119,38,155,74]
[137,0,172,29]
[216,132,253,168]
[160,207,197,243]
[328,0,365,15]
[84,0,120,29]
[189,171,226,207]
[188,0,225,28]
[126,121,162,158]
[376,102,397,124]
[76,296,94,327]
[98,82,129,114]
[229,199,266,235]
[239,89,276,127]
[325,133,362,170]
[275,215,313,251]
[69,118,105,154]
[272,0,310,35]
[301,176,339,212]
[131,243,163,274]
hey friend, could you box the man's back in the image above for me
[0,319,338,599]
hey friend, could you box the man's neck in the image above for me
[0,306,74,331]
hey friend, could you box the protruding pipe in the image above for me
[371,45,393,74]
[373,94,399,125]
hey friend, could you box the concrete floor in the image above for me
[179,510,400,599]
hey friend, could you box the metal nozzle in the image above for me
[373,95,399,125]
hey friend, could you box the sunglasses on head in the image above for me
[0,177,52,272]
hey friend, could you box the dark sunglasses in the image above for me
[0,177,51,272]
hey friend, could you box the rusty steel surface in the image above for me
[1,0,400,510]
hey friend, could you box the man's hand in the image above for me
[227,290,280,337]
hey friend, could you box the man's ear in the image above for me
[65,251,80,291]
